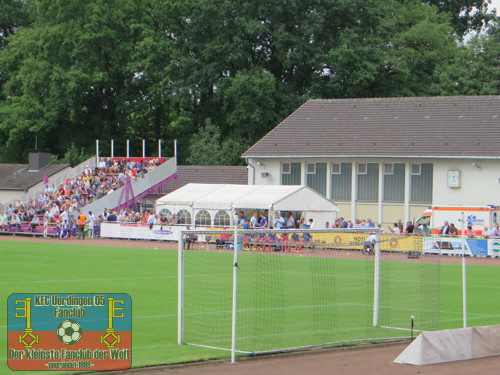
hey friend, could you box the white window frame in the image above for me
[195,209,212,226]
[282,162,291,174]
[306,163,316,174]
[331,163,341,175]
[411,163,421,176]
[357,163,367,175]
[214,210,230,227]
[384,163,394,175]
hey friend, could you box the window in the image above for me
[282,163,291,174]
[384,163,405,202]
[384,163,394,175]
[331,163,341,175]
[306,163,316,174]
[281,163,301,185]
[159,208,172,217]
[176,209,192,224]
[214,210,230,227]
[306,163,327,196]
[411,163,421,175]
[195,209,211,226]
[411,163,433,203]
[357,163,367,175]
[331,163,352,201]
[357,163,379,201]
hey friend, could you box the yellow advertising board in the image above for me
[311,232,423,253]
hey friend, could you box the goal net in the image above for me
[178,228,440,358]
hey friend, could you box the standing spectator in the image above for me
[440,221,450,235]
[108,211,118,222]
[482,226,492,238]
[250,212,259,228]
[388,223,401,234]
[404,221,414,234]
[88,211,95,238]
[308,218,315,229]
[274,212,285,229]
[397,219,404,233]
[259,213,268,228]
[466,225,476,238]
[0,211,7,230]
[491,223,500,238]
[421,223,431,236]
[449,223,458,236]
[148,213,157,230]
[77,210,87,239]
[286,212,295,229]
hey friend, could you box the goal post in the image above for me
[178,227,439,359]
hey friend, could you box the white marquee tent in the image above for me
[155,183,338,227]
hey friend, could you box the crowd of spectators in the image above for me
[0,158,164,237]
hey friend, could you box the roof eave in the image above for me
[242,155,500,160]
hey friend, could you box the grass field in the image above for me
[1,239,500,374]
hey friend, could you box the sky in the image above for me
[490,0,500,13]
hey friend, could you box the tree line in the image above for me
[0,0,498,165]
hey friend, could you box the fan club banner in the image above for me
[7,293,132,371]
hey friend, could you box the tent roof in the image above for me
[156,183,337,212]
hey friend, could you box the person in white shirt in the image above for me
[482,226,492,238]
[363,233,377,255]
[88,211,96,237]
[388,223,401,234]
[308,219,315,229]
[60,209,69,223]
[250,212,259,228]
[148,213,157,230]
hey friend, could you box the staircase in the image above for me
[80,157,178,216]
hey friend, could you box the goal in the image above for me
[178,228,440,362]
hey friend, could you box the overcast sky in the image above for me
[490,0,499,13]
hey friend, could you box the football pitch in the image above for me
[1,239,500,374]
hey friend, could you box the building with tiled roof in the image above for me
[0,153,71,206]
[243,96,500,225]
[142,165,248,209]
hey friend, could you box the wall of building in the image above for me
[433,159,500,206]
[247,157,500,226]
[0,191,25,206]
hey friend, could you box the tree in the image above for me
[187,119,247,165]
[434,23,500,95]
[0,0,147,161]
[423,0,497,37]
[0,0,34,48]
[1,0,498,165]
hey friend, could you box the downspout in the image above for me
[246,158,255,185]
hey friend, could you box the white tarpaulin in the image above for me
[394,325,500,365]
[156,183,337,212]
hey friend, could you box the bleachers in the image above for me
[1,156,177,239]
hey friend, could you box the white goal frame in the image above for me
[178,227,392,363]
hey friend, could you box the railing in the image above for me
[79,157,178,216]
[2,156,97,212]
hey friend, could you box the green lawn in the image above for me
[1,240,500,374]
